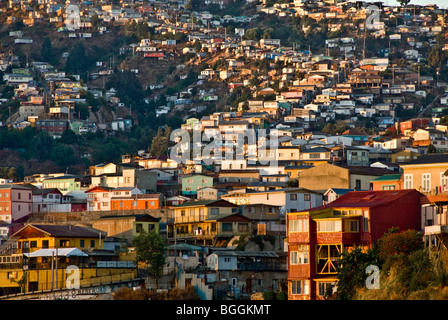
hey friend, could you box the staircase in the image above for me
[0,237,19,255]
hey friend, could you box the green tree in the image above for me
[427,144,437,154]
[41,37,53,63]
[397,0,410,6]
[333,246,380,300]
[66,42,92,75]
[133,231,167,289]
[245,28,259,41]
[149,127,169,156]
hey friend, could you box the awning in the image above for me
[24,248,89,258]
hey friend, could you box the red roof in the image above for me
[307,190,422,211]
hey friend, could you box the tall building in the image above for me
[287,189,424,300]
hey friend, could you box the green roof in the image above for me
[371,174,402,182]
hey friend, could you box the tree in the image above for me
[185,0,200,11]
[41,37,53,63]
[245,28,259,41]
[427,144,437,154]
[66,42,92,75]
[149,127,169,156]
[133,231,167,289]
[376,228,423,263]
[333,246,380,300]
[397,0,410,6]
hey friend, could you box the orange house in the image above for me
[110,194,163,211]
[370,174,403,191]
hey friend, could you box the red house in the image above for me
[287,189,424,300]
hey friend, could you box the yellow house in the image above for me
[0,224,137,296]
[13,224,105,253]
[167,199,251,246]
[400,153,448,195]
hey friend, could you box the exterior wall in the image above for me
[299,164,349,190]
[369,191,422,243]
[182,175,214,195]
[42,179,81,191]
[110,198,160,210]
[91,218,135,240]
[401,163,448,195]
[371,179,403,191]
[0,187,33,222]
[0,268,137,294]
[17,236,101,253]
[349,174,376,191]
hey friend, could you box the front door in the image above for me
[245,279,252,293]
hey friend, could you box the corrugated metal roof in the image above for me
[24,248,88,257]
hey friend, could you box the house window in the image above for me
[382,185,396,190]
[318,282,335,297]
[363,211,369,232]
[249,206,256,214]
[304,194,311,201]
[238,223,249,232]
[211,208,219,215]
[60,240,70,247]
[290,251,298,265]
[290,194,297,201]
[190,208,195,216]
[42,240,49,249]
[136,223,143,233]
[181,210,186,216]
[289,218,309,233]
[317,220,342,232]
[291,280,310,295]
[422,173,431,192]
[222,223,232,232]
[355,179,361,190]
[441,172,448,192]
[90,240,95,248]
[404,174,413,189]
[345,220,359,232]
[80,240,85,248]
[30,241,37,248]
[291,245,309,265]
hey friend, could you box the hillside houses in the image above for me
[0,0,448,301]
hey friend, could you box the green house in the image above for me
[42,175,84,192]
[181,174,214,196]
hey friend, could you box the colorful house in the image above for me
[181,174,214,196]
[167,199,249,246]
[0,224,137,295]
[110,193,163,211]
[287,189,424,300]
[0,184,33,223]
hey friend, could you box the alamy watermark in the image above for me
[365,5,381,30]
[365,265,380,289]
[170,128,279,167]
[65,5,80,31]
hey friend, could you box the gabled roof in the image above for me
[32,188,62,195]
[12,224,106,239]
[324,188,354,196]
